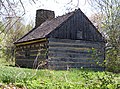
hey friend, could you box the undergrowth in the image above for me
[0,66,120,89]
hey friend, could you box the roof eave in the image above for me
[14,37,47,46]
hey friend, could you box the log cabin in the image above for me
[14,8,105,70]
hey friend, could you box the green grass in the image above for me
[0,66,120,89]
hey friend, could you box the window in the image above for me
[77,30,82,39]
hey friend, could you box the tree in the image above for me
[89,0,120,73]
[0,20,5,59]
[0,0,80,34]
[89,13,104,32]
[1,16,33,63]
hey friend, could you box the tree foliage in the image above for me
[0,17,33,63]
[90,0,120,73]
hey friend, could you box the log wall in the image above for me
[47,38,105,70]
[15,41,48,68]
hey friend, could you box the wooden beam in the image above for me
[15,38,47,46]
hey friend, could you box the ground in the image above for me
[0,65,120,89]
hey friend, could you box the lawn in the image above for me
[0,65,120,89]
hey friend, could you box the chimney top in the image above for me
[35,9,55,28]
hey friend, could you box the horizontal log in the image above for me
[48,38,104,44]
[16,59,47,68]
[48,57,104,63]
[48,42,103,49]
[16,49,47,55]
[48,49,104,58]
[48,47,93,54]
[16,59,46,61]
[15,52,46,56]
[48,51,93,58]
[16,59,35,62]
[16,46,47,51]
[48,61,99,65]
[16,59,34,67]
[16,41,47,47]
[16,55,46,60]
[16,42,47,50]
[49,61,96,65]
[48,38,104,48]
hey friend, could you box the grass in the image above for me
[0,66,120,89]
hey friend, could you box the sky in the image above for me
[22,0,94,24]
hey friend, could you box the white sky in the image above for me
[22,0,94,24]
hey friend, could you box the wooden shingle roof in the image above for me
[15,11,74,43]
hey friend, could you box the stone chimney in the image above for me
[35,9,55,28]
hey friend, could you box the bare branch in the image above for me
[6,0,16,16]
[2,17,21,39]
[0,0,10,16]
[19,0,25,16]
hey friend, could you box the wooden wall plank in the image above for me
[48,57,104,63]
[16,55,46,59]
[48,38,105,70]
[48,38,104,48]
[15,41,48,68]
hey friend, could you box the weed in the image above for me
[0,66,119,89]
